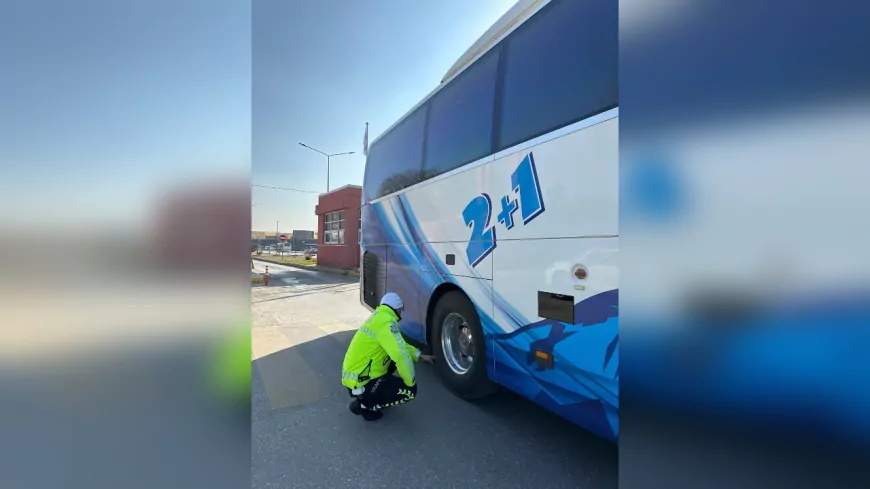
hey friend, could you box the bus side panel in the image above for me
[360,202,390,247]
[385,242,424,342]
[490,237,619,441]
[401,118,617,244]
[422,241,493,280]
[362,196,494,345]
[481,118,619,440]
[359,203,385,309]
[362,199,425,341]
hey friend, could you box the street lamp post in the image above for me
[298,142,354,192]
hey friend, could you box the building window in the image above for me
[324,211,345,244]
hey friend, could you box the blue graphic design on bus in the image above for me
[461,193,497,267]
[510,152,545,224]
[464,152,546,267]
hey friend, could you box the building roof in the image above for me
[318,184,362,198]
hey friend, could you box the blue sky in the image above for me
[252,0,514,232]
[1,0,250,232]
[0,0,512,234]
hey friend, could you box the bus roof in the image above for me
[440,0,547,84]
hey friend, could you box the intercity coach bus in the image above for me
[359,0,618,442]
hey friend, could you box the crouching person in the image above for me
[340,292,434,420]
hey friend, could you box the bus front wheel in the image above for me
[430,290,499,400]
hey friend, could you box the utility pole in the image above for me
[298,142,354,192]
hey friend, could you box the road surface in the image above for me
[251,262,617,489]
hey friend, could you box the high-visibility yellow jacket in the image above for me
[341,305,421,389]
[211,322,251,404]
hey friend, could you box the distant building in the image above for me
[289,229,316,251]
[251,230,290,248]
[314,184,361,270]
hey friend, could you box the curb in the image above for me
[316,266,360,279]
[252,257,318,272]
[251,275,265,285]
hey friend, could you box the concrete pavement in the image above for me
[251,265,617,489]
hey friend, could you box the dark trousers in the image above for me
[348,361,417,411]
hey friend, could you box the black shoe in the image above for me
[349,399,363,416]
[361,409,383,421]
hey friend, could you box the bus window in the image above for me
[422,49,499,180]
[363,105,427,202]
[497,0,617,150]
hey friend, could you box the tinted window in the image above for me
[423,50,499,179]
[363,106,427,201]
[498,0,618,149]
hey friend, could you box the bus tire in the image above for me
[430,290,499,400]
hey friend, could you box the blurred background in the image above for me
[0,1,251,488]
[620,0,870,487]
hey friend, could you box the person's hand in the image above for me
[419,354,436,364]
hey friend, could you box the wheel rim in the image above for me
[441,312,474,375]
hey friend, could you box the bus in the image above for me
[359,0,618,442]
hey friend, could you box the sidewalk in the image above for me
[251,269,265,285]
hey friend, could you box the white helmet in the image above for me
[380,292,404,311]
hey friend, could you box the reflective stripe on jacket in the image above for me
[341,305,421,389]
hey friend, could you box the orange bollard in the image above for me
[264,265,269,286]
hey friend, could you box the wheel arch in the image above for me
[424,281,466,346]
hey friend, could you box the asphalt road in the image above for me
[251,262,617,489]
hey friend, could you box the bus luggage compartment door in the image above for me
[490,237,619,437]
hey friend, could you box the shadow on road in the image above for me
[252,330,618,488]
[253,330,355,412]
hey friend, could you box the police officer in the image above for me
[341,292,434,420]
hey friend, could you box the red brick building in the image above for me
[314,184,361,270]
